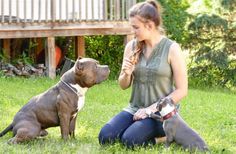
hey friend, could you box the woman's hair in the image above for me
[129,0,164,64]
[129,0,163,28]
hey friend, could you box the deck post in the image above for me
[46,37,56,79]
[3,39,11,62]
[75,36,85,58]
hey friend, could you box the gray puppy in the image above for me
[151,98,209,152]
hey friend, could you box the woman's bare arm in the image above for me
[118,40,135,90]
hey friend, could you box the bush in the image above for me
[85,35,125,79]
[158,0,190,45]
[187,13,236,90]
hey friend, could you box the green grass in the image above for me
[0,77,235,154]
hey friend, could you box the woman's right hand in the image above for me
[122,57,135,76]
[118,40,136,89]
[133,108,148,121]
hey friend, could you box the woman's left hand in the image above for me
[133,108,148,121]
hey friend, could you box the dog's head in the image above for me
[156,97,174,112]
[74,57,110,88]
[62,57,110,88]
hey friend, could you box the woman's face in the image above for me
[129,16,150,41]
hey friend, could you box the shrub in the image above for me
[85,35,125,79]
[187,11,236,90]
[158,0,190,45]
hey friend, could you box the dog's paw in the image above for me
[164,142,171,149]
[39,130,48,137]
[7,137,18,144]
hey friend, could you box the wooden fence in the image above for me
[0,0,137,38]
[0,0,137,23]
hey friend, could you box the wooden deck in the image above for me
[0,0,136,78]
[0,21,132,38]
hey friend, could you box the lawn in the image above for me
[0,77,235,154]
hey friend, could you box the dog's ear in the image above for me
[161,97,170,108]
[156,104,159,111]
[165,97,174,106]
[156,98,163,111]
[75,60,84,73]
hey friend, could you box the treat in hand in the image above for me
[130,53,138,65]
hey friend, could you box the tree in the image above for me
[186,0,236,90]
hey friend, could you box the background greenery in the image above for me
[186,0,236,90]
[84,0,235,90]
[0,78,235,153]
[0,0,235,153]
[0,0,235,90]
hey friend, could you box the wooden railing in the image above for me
[0,0,136,23]
[0,0,137,39]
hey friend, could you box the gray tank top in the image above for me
[123,37,174,114]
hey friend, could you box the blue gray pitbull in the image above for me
[151,98,209,152]
[0,57,110,144]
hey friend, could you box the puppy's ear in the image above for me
[159,104,163,111]
[156,104,159,111]
[156,98,163,111]
[156,104,162,111]
[165,97,174,106]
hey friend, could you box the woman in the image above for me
[98,0,188,148]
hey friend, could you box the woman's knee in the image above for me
[121,131,146,148]
[98,124,117,145]
[121,133,155,148]
[121,132,134,148]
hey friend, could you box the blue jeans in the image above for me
[98,111,165,148]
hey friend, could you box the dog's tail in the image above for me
[0,124,13,137]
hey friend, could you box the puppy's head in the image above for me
[73,57,110,88]
[156,97,174,111]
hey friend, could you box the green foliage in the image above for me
[188,14,228,31]
[188,50,236,90]
[0,49,7,63]
[220,0,236,13]
[11,39,38,65]
[85,35,125,79]
[186,0,236,90]
[13,51,33,65]
[158,0,190,45]
[55,35,124,79]
[56,37,75,60]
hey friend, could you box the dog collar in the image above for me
[162,109,177,120]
